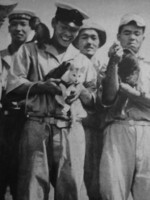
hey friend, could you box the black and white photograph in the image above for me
[0,0,150,200]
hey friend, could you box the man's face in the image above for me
[9,19,31,44]
[77,29,100,58]
[53,20,80,48]
[117,24,145,54]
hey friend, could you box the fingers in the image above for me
[116,48,123,57]
[46,78,61,83]
[108,42,123,58]
[66,94,79,104]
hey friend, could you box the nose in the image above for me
[129,33,136,40]
[87,37,93,44]
[16,24,22,31]
[64,30,72,37]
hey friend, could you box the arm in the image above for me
[79,59,97,107]
[102,43,123,104]
[7,44,62,98]
[120,82,150,108]
[10,78,62,96]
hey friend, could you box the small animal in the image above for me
[29,16,50,47]
[118,48,140,87]
[116,49,140,117]
[61,64,86,86]
[56,64,87,122]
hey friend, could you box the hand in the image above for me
[119,82,135,94]
[108,42,123,63]
[44,78,62,95]
[65,84,83,104]
[44,62,70,80]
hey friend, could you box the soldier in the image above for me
[74,19,106,59]
[6,2,97,200]
[74,19,107,200]
[0,0,18,102]
[0,1,18,200]
[99,13,150,200]
[0,9,35,200]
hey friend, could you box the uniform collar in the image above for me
[44,43,80,63]
[0,47,12,69]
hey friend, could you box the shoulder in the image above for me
[21,42,37,52]
[0,48,12,70]
[0,48,9,58]
[77,52,92,65]
[139,57,150,70]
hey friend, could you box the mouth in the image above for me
[128,43,136,47]
[61,36,72,42]
[85,45,94,50]
[15,34,24,38]
[86,47,94,51]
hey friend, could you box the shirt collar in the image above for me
[0,48,12,69]
[44,43,80,63]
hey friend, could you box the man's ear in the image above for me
[51,17,56,29]
[8,25,11,33]
[142,35,145,42]
[117,33,120,42]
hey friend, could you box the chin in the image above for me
[127,46,138,53]
[86,52,93,58]
[60,41,71,48]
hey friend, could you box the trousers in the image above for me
[0,109,25,200]
[99,120,150,200]
[17,118,85,200]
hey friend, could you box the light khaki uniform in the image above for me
[99,57,150,200]
[7,42,97,200]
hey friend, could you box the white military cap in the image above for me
[0,0,18,6]
[8,9,36,22]
[119,13,146,28]
[79,19,107,47]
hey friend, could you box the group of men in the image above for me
[0,1,149,200]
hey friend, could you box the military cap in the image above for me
[79,19,106,47]
[55,2,89,27]
[0,0,18,6]
[119,13,146,28]
[8,9,35,22]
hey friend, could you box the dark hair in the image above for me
[118,21,145,34]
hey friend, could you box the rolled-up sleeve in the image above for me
[6,45,31,93]
[80,58,97,106]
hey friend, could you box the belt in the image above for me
[114,119,150,126]
[27,116,71,128]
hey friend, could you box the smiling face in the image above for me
[9,19,31,44]
[77,29,100,58]
[52,19,80,48]
[117,23,145,54]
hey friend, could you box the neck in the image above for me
[86,54,93,59]
[51,36,67,54]
[9,41,23,54]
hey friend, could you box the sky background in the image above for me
[1,0,150,59]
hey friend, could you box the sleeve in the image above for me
[80,57,97,106]
[6,44,31,94]
[96,56,118,109]
[0,57,2,101]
